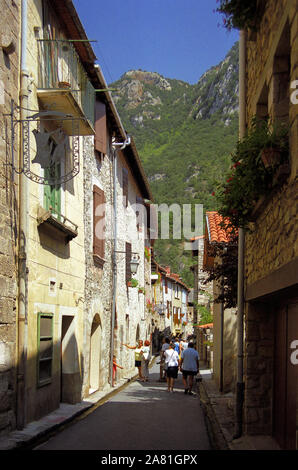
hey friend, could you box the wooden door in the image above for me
[273,299,298,450]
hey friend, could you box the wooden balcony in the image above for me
[37,39,95,136]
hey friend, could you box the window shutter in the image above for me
[126,242,132,284]
[95,101,107,154]
[93,185,105,259]
[122,168,128,208]
[136,195,144,231]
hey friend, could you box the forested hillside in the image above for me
[111,42,240,285]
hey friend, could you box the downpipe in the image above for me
[234,29,246,440]
[17,0,29,430]
[109,137,130,386]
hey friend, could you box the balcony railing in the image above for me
[37,39,95,130]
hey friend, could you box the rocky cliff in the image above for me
[110,42,240,284]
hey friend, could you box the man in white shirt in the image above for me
[180,342,199,395]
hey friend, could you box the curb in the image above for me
[198,379,231,450]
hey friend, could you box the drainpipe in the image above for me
[219,246,227,393]
[234,29,246,439]
[17,0,29,429]
[109,136,130,385]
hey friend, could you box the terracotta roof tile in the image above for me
[206,211,236,244]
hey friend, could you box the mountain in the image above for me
[111,42,240,285]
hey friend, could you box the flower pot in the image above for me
[260,147,281,168]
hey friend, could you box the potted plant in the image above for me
[258,120,289,169]
[144,246,151,262]
[213,117,290,231]
[138,286,145,294]
[127,278,138,288]
[213,117,273,230]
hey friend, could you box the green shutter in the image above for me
[37,312,53,387]
[44,163,61,220]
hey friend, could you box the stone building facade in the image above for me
[0,0,19,436]
[0,0,155,436]
[243,0,298,450]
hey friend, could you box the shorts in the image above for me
[182,370,197,379]
[166,366,178,379]
[135,360,142,367]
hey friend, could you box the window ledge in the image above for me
[93,254,106,268]
[37,206,78,244]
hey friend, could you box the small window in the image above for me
[37,313,53,387]
[93,185,105,262]
[126,242,132,286]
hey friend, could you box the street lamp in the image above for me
[114,251,140,275]
[130,254,140,275]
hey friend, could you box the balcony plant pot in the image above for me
[58,81,71,89]
[127,278,138,288]
[260,147,282,169]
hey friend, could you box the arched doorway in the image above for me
[89,314,102,394]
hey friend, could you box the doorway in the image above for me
[61,315,79,403]
[273,298,298,449]
[89,314,102,394]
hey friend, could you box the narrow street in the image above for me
[34,362,211,451]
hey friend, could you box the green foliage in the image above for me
[216,0,265,31]
[195,304,213,325]
[127,278,138,288]
[203,243,238,309]
[213,117,289,231]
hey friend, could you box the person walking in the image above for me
[180,337,188,354]
[112,355,123,387]
[142,340,151,382]
[159,337,170,382]
[164,341,180,393]
[180,342,199,395]
[122,340,144,381]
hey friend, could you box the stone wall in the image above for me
[244,303,275,435]
[245,178,298,286]
[82,136,114,396]
[0,0,19,436]
[245,0,298,286]
[244,0,298,439]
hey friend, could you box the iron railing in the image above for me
[37,39,95,127]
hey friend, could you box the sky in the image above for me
[72,0,239,85]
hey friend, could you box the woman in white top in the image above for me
[164,342,180,392]
[141,340,151,381]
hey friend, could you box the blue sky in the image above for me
[73,0,239,85]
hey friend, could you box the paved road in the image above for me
[35,362,211,451]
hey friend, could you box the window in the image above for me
[44,146,61,220]
[93,185,105,264]
[37,313,53,386]
[95,100,107,154]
